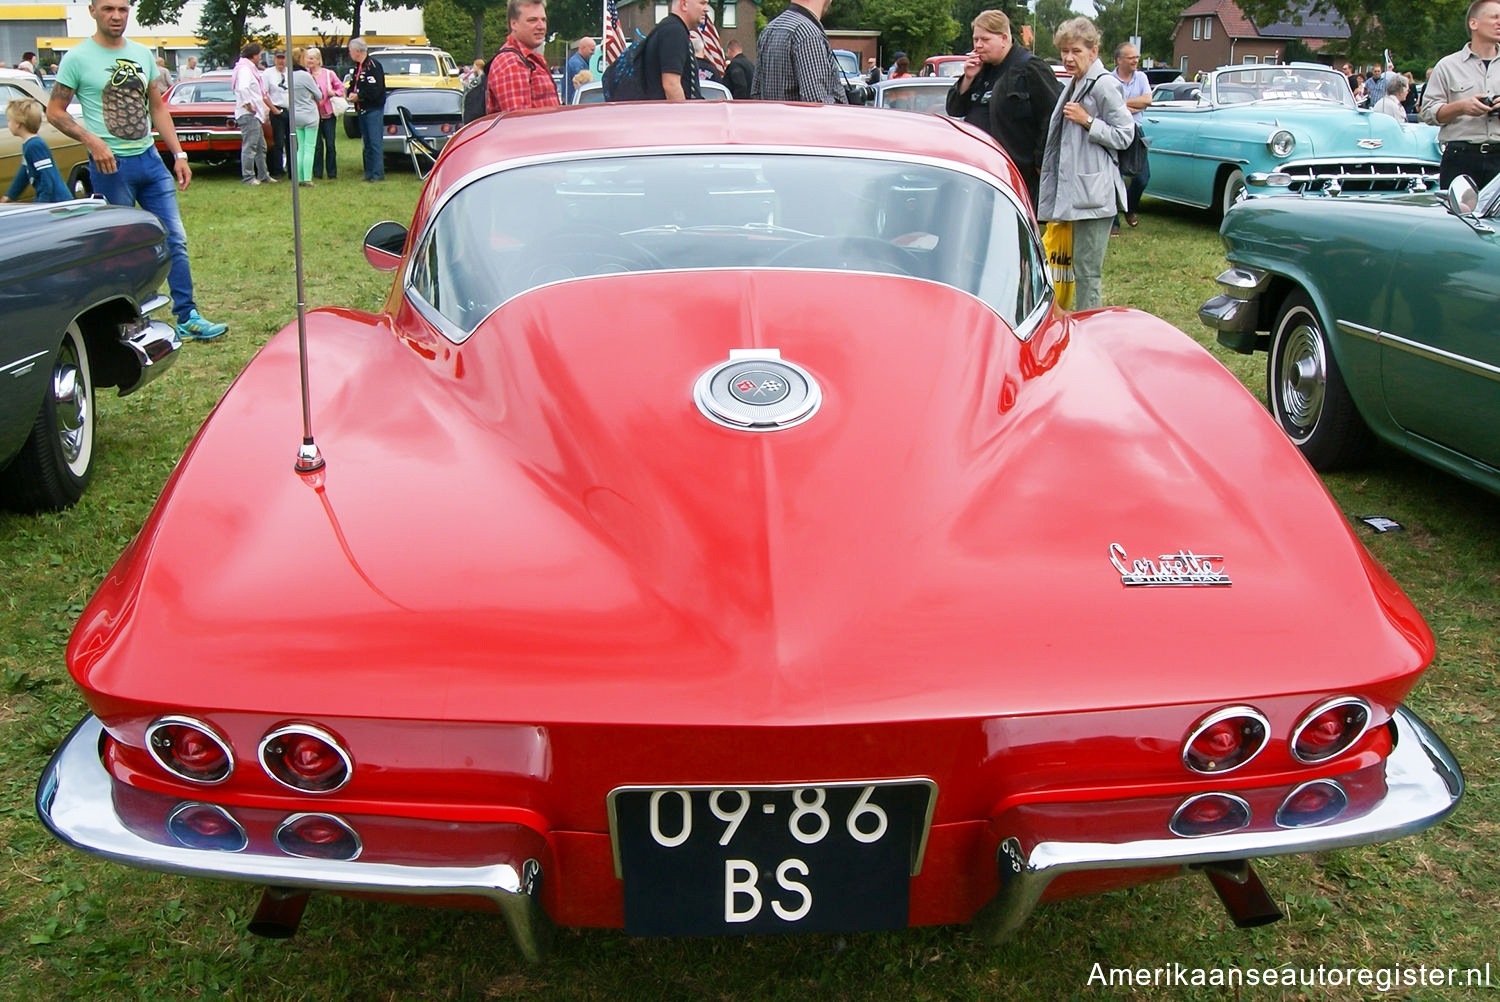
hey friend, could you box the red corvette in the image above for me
[39,103,1461,958]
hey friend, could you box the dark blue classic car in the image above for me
[0,200,180,510]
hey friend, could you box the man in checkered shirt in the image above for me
[486,0,562,114]
[750,0,847,103]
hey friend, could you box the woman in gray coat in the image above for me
[1036,17,1134,311]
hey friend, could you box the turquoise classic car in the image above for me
[1144,63,1440,217]
[1200,174,1500,495]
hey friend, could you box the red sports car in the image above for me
[39,102,1462,959]
[156,72,240,164]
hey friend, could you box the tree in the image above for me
[1030,0,1077,60]
[1233,0,1467,65]
[1090,0,1181,65]
[860,0,958,63]
[424,0,508,60]
[298,0,419,46]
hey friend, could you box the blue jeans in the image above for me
[313,115,338,178]
[90,150,196,323]
[357,108,383,180]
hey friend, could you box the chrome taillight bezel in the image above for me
[274,812,363,860]
[1169,792,1252,838]
[1290,696,1372,764]
[1275,779,1350,829]
[146,715,235,784]
[1181,706,1270,774]
[166,801,248,851]
[258,723,353,794]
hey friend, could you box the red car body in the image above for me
[39,103,1461,958]
[156,73,241,163]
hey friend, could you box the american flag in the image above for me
[699,8,726,74]
[603,0,626,66]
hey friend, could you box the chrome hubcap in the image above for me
[1277,320,1325,436]
[53,347,89,464]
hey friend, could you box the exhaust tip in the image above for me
[248,886,310,939]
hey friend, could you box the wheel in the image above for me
[766,236,915,275]
[1266,291,1373,470]
[1218,168,1246,219]
[0,323,95,510]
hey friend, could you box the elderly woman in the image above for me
[1374,73,1409,122]
[1036,16,1134,311]
[288,47,324,185]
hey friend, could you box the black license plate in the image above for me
[610,781,934,936]
[178,132,206,143]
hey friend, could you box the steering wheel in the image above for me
[504,226,663,287]
[766,236,916,276]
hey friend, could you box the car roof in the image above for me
[438,102,1017,190]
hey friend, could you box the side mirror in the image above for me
[363,220,408,271]
[1445,175,1478,216]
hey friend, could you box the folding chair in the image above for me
[398,105,440,179]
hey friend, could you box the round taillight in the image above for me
[1275,779,1349,828]
[146,716,233,784]
[1182,707,1269,774]
[167,802,248,851]
[274,812,362,860]
[259,724,351,793]
[1169,793,1251,838]
[1291,697,1371,763]
[385,124,397,135]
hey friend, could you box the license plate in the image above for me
[178,132,206,143]
[609,780,935,936]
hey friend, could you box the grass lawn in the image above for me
[1,135,1496,1000]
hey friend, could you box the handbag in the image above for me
[1117,124,1148,177]
[330,94,350,116]
[1041,221,1075,310]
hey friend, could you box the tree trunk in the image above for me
[472,12,485,61]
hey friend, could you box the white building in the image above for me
[2,0,426,72]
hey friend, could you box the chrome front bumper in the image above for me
[1200,265,1270,353]
[977,705,1463,941]
[118,294,181,396]
[36,715,553,960]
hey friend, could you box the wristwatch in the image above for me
[175,151,188,160]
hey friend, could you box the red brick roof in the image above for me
[1181,0,1261,38]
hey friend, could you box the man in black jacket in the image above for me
[347,38,386,181]
[723,39,754,99]
[946,9,1060,207]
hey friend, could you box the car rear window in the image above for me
[377,53,440,76]
[170,80,234,103]
[408,152,1048,340]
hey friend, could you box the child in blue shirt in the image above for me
[2,98,71,203]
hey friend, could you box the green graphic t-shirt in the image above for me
[56,38,157,157]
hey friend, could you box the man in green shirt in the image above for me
[47,0,227,340]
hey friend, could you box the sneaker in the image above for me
[262,175,280,183]
[178,309,228,341]
[242,178,261,186]
[298,180,315,187]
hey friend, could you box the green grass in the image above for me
[2,149,1497,1000]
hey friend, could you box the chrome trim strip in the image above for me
[978,705,1463,943]
[1147,149,1251,165]
[258,723,354,794]
[402,144,1049,345]
[145,715,234,785]
[1290,696,1372,764]
[2,349,48,377]
[1181,705,1270,774]
[605,778,939,880]
[140,293,171,316]
[1337,320,1500,383]
[37,716,555,961]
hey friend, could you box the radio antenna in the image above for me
[286,0,325,474]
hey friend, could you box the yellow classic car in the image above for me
[0,69,89,200]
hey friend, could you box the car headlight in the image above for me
[1268,130,1296,158]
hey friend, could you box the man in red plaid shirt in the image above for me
[486,0,561,114]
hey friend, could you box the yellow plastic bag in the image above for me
[1042,221,1075,310]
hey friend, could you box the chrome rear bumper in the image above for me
[977,705,1462,941]
[117,295,181,396]
[37,715,553,959]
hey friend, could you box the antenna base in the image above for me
[294,442,325,474]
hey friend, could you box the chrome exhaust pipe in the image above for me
[248,886,310,939]
[1200,861,1283,928]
